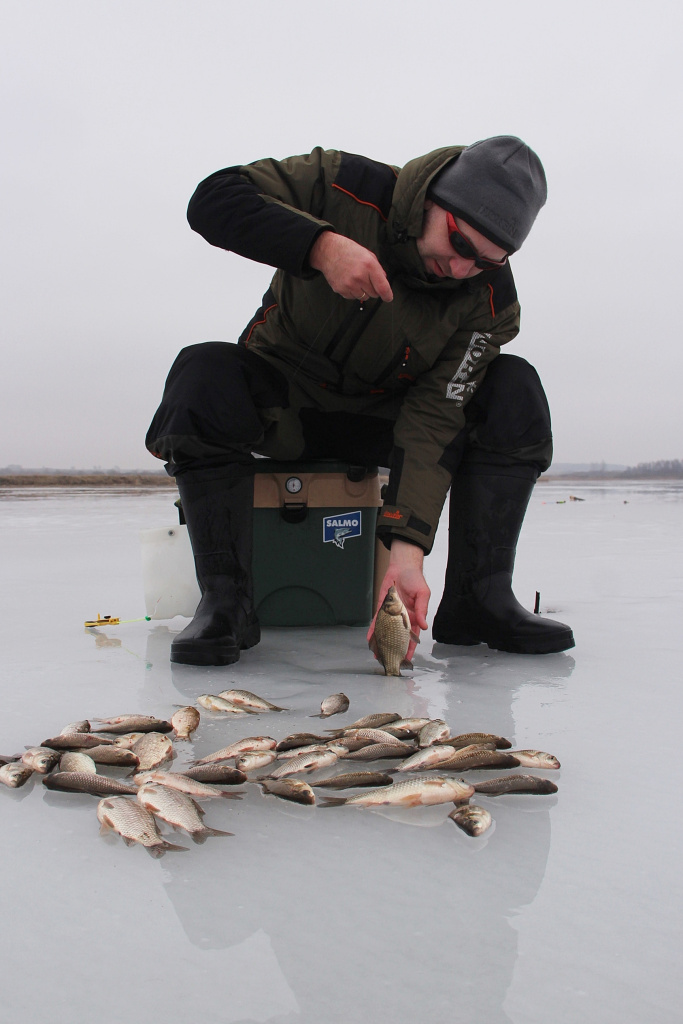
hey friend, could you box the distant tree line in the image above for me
[621,459,683,478]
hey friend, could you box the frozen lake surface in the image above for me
[1,480,681,1023]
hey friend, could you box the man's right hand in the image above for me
[309,231,393,303]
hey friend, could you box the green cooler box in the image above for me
[252,461,382,627]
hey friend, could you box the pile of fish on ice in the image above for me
[0,685,560,855]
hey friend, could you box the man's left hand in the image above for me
[367,539,430,664]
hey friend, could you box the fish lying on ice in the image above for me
[97,797,188,856]
[21,748,61,774]
[183,765,248,785]
[58,721,91,735]
[472,774,559,796]
[394,745,462,772]
[92,716,173,734]
[136,784,233,843]
[339,713,401,730]
[320,777,474,808]
[260,749,340,780]
[259,779,316,805]
[507,750,561,769]
[132,771,244,800]
[170,707,200,741]
[130,733,175,772]
[436,732,512,750]
[310,693,350,719]
[448,804,493,836]
[418,720,451,747]
[0,763,34,788]
[382,718,432,737]
[192,737,277,765]
[275,733,331,751]
[43,772,139,797]
[217,689,288,713]
[41,734,115,750]
[436,748,521,772]
[197,695,257,714]
[235,751,278,772]
[342,741,417,761]
[59,752,97,774]
[84,746,140,768]
[309,772,394,789]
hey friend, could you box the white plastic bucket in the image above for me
[140,525,200,619]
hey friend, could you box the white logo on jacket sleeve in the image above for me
[446,332,491,405]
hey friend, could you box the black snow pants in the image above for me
[145,341,553,481]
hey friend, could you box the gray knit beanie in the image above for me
[428,136,547,253]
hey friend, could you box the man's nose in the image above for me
[448,255,475,277]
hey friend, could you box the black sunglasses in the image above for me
[446,212,509,271]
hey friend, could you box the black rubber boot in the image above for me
[171,465,260,666]
[432,468,574,654]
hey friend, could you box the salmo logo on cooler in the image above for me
[323,511,362,549]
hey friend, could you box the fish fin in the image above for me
[99,821,112,835]
[219,791,244,799]
[410,631,420,644]
[368,634,379,657]
[122,836,137,847]
[401,609,411,630]
[400,659,413,670]
[308,713,324,719]
[319,797,347,808]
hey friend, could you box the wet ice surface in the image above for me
[1,481,681,1023]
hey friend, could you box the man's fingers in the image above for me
[367,266,393,302]
[414,593,430,632]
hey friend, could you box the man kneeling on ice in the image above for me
[146,137,575,667]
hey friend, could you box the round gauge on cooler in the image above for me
[285,476,303,495]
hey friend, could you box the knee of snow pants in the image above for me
[459,354,554,478]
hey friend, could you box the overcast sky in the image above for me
[1,0,680,469]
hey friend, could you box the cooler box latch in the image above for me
[281,502,307,524]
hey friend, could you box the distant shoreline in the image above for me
[0,472,681,488]
[0,474,177,487]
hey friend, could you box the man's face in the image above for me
[416,200,508,280]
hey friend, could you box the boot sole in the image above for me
[433,630,575,655]
[171,639,242,667]
[486,632,575,655]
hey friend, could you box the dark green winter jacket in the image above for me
[187,147,521,553]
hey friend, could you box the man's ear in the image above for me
[423,199,434,211]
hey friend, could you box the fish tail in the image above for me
[148,840,189,857]
[319,797,348,808]
[192,827,234,844]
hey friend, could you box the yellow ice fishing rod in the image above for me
[84,613,151,627]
